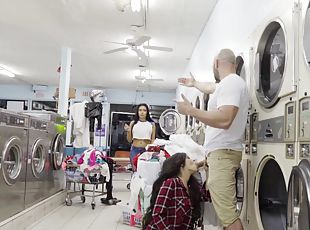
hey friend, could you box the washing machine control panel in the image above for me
[284,101,296,142]
[300,143,310,158]
[257,116,284,142]
[286,143,295,159]
[244,112,251,143]
[30,119,47,130]
[0,113,28,127]
[251,112,258,142]
[299,97,310,140]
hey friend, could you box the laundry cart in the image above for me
[63,148,109,210]
[64,163,106,210]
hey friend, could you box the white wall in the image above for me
[0,84,175,106]
[178,0,292,100]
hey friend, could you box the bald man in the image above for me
[177,49,249,230]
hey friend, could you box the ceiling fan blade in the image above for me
[104,47,128,54]
[133,49,147,60]
[134,36,151,46]
[143,45,173,52]
[104,41,127,46]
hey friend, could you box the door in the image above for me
[287,159,310,230]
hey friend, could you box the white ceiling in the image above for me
[0,0,217,92]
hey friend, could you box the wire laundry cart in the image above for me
[64,163,106,210]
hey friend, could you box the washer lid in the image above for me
[287,159,310,230]
[159,109,182,135]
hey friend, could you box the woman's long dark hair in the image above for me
[142,153,201,229]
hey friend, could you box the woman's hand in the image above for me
[124,123,130,132]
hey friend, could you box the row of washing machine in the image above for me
[179,0,310,229]
[0,109,66,223]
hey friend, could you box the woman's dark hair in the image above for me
[133,103,153,124]
[142,153,201,229]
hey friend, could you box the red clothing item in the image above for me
[145,177,193,230]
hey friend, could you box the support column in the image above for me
[57,47,72,116]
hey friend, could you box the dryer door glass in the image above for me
[3,143,22,185]
[189,103,193,128]
[32,140,46,177]
[52,135,64,170]
[303,4,310,67]
[287,159,310,230]
[258,158,287,230]
[236,167,244,214]
[159,109,181,135]
[236,56,246,81]
[185,114,188,130]
[256,22,286,108]
[204,93,210,111]
[195,97,200,125]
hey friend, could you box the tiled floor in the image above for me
[25,173,133,230]
[25,173,221,230]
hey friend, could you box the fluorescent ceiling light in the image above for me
[131,0,141,12]
[0,65,15,78]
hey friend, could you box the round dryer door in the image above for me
[303,3,310,67]
[185,114,188,130]
[195,96,200,125]
[189,103,193,129]
[254,156,287,230]
[2,137,23,185]
[236,167,244,214]
[159,109,182,135]
[31,139,46,178]
[51,134,64,170]
[287,159,310,230]
[204,93,210,111]
[255,21,286,108]
[236,56,246,81]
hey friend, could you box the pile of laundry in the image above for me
[63,148,110,183]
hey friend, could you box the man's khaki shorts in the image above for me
[206,149,242,227]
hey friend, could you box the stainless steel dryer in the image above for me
[0,109,28,222]
[25,117,51,208]
[22,111,65,196]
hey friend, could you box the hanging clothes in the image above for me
[70,101,90,148]
[85,102,103,132]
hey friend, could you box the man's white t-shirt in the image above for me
[204,73,249,155]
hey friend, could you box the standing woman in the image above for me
[125,103,156,170]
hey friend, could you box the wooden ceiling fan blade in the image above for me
[143,45,173,52]
[104,47,128,54]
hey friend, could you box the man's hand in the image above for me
[176,94,193,115]
[178,72,196,87]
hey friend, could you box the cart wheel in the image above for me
[91,202,96,210]
[81,196,86,203]
[127,183,130,190]
[65,198,72,206]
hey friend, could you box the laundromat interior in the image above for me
[1,0,310,229]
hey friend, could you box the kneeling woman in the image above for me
[142,153,204,230]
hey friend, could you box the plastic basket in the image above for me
[119,202,142,228]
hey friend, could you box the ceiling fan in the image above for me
[135,69,164,83]
[135,75,164,83]
[104,35,173,54]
